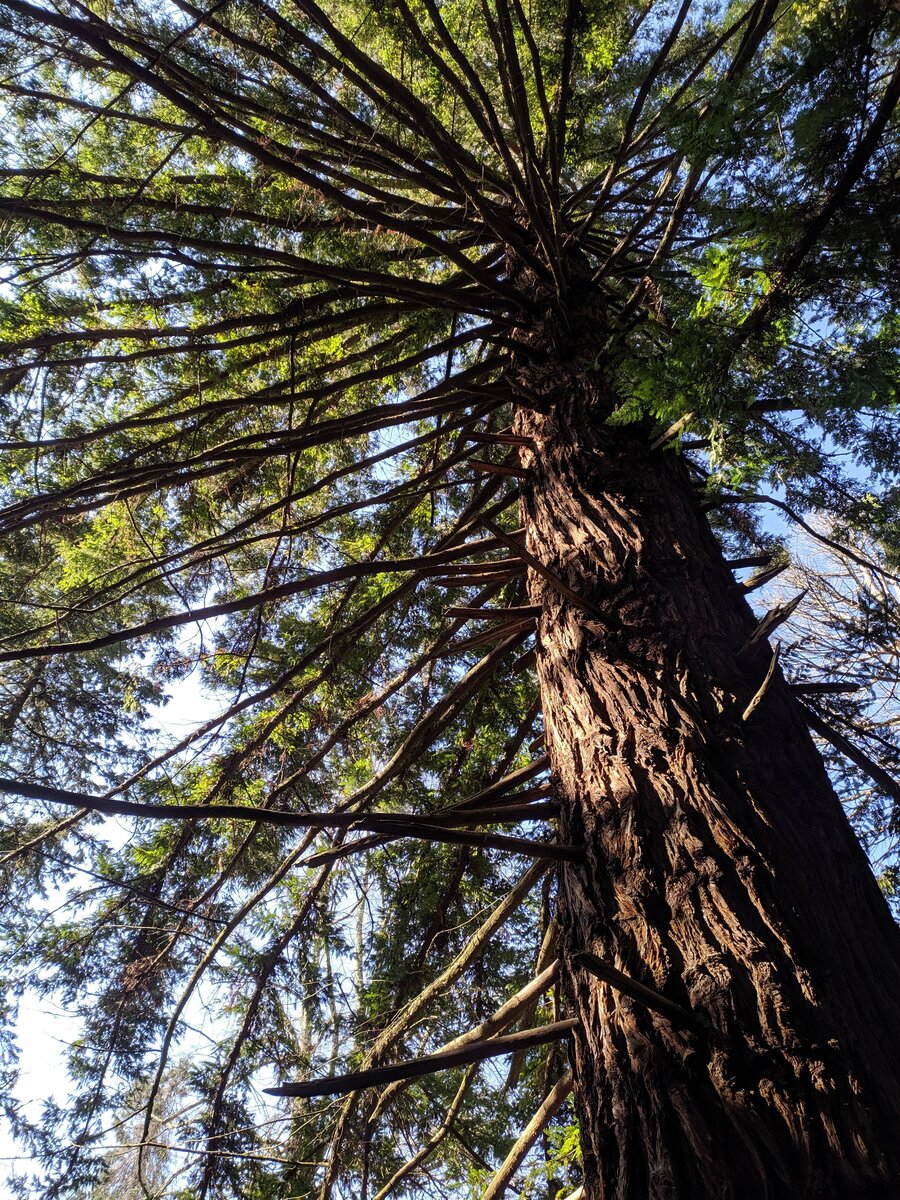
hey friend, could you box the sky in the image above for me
[0,664,224,1189]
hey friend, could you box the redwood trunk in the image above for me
[513,348,900,1198]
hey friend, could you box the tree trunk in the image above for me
[513,350,900,1199]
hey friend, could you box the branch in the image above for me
[445,605,542,621]
[316,858,552,1194]
[0,778,576,860]
[740,54,900,339]
[0,537,529,663]
[370,959,560,1121]
[505,917,559,1089]
[370,1064,476,1200]
[799,704,900,809]
[789,682,862,697]
[725,553,774,570]
[742,642,780,722]
[264,1019,578,1097]
[740,560,788,593]
[573,951,698,1028]
[481,1070,574,1200]
[716,493,900,587]
[453,754,550,809]
[482,520,606,621]
[738,592,805,656]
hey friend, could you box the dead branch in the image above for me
[481,1070,574,1200]
[264,1019,578,1098]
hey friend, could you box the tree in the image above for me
[0,0,898,1195]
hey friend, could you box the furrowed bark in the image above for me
[511,293,900,1198]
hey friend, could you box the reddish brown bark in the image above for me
[512,340,900,1198]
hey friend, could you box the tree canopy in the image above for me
[0,0,897,1195]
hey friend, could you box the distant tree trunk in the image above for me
[514,349,900,1199]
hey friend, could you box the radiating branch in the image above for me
[264,1019,578,1097]
[574,951,698,1028]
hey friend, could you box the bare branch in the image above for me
[264,1020,578,1097]
[481,1069,574,1200]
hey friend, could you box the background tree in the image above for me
[0,0,898,1197]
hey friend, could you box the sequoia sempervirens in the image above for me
[496,260,900,1195]
[0,1,899,1197]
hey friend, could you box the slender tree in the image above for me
[0,0,898,1197]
